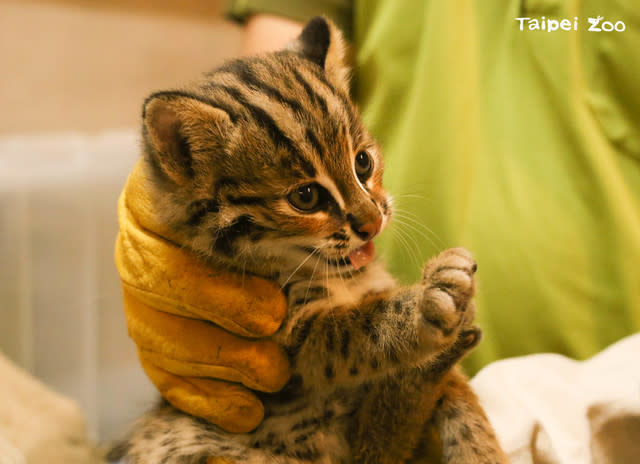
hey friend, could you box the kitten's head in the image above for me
[141,17,392,279]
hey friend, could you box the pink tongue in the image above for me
[348,241,376,270]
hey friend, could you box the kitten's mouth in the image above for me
[347,241,375,270]
[303,241,376,270]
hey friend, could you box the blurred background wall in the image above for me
[0,0,242,442]
[0,0,242,133]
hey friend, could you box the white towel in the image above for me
[0,351,102,464]
[472,333,640,464]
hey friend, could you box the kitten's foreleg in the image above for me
[287,248,478,391]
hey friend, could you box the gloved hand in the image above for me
[115,160,291,433]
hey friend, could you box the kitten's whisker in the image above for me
[345,267,355,281]
[393,217,441,252]
[393,208,430,223]
[393,207,434,224]
[342,260,354,284]
[393,210,436,230]
[393,218,437,260]
[397,230,421,268]
[391,227,423,270]
[391,220,418,248]
[392,193,427,200]
[344,258,356,281]
[302,250,323,306]
[280,247,320,289]
[390,227,413,260]
[335,259,349,294]
[392,210,445,249]
[324,258,331,304]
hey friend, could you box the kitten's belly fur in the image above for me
[278,261,397,336]
[169,263,407,463]
[130,264,399,464]
[245,263,398,462]
[253,387,359,463]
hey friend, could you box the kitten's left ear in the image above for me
[291,16,350,93]
[142,92,231,187]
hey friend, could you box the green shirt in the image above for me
[228,0,640,374]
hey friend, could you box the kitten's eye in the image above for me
[355,151,373,182]
[288,183,324,212]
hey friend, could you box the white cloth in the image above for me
[472,333,640,464]
[0,351,102,464]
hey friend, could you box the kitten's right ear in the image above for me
[291,16,350,94]
[142,92,230,186]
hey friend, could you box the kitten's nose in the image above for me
[350,215,382,241]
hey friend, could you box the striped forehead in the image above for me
[201,56,358,164]
[188,53,378,221]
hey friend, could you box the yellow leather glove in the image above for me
[115,160,291,435]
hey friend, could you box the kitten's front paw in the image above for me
[419,248,477,340]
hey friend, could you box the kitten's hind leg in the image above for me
[351,328,482,464]
[432,371,510,464]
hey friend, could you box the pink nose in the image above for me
[356,216,382,241]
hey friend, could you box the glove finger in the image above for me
[142,360,264,434]
[128,294,291,392]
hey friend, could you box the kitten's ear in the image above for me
[291,16,350,92]
[142,92,230,186]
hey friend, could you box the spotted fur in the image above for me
[112,16,509,464]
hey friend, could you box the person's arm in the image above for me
[242,14,303,55]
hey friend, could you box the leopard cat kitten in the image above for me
[112,17,509,464]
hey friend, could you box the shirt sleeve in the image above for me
[226,0,353,38]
